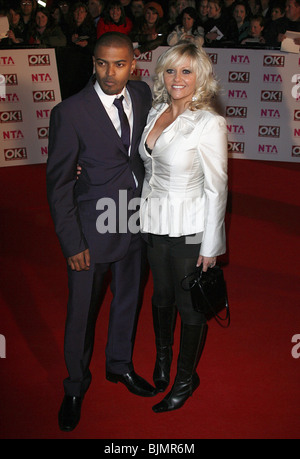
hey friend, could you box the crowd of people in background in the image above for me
[0,0,299,96]
[1,0,299,49]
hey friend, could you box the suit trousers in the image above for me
[63,233,143,397]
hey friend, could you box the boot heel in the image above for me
[152,323,207,413]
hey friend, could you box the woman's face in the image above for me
[271,7,284,20]
[52,7,60,23]
[74,6,87,25]
[36,11,48,28]
[199,0,209,17]
[9,9,21,26]
[145,8,158,26]
[233,5,246,24]
[183,13,194,31]
[163,57,197,106]
[110,5,122,22]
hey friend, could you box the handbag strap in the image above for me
[197,273,230,328]
[181,269,199,291]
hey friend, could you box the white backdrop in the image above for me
[0,48,61,167]
[0,46,299,167]
[134,46,300,163]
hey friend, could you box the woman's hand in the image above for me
[148,33,158,41]
[196,255,216,272]
[182,33,194,41]
[71,33,78,43]
[206,31,218,41]
[76,39,88,47]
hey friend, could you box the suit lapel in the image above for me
[82,81,127,153]
[83,80,144,156]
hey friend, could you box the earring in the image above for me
[192,94,197,102]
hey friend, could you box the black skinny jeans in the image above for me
[147,234,207,326]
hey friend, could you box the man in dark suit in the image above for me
[46,32,155,432]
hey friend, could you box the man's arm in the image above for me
[46,104,89,262]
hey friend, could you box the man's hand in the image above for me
[67,249,90,271]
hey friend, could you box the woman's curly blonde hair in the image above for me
[152,41,219,111]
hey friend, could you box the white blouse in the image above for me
[139,104,228,257]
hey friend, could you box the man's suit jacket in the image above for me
[46,78,152,263]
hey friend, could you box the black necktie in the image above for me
[113,96,130,152]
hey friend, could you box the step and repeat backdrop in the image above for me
[133,46,300,163]
[0,48,61,168]
[0,46,299,167]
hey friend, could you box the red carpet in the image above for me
[0,159,300,440]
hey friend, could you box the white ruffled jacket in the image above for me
[139,104,228,257]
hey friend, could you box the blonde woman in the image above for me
[139,42,228,412]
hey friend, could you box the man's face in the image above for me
[20,0,33,15]
[177,0,188,14]
[208,2,221,18]
[131,1,144,18]
[58,1,69,15]
[250,19,263,37]
[285,0,300,21]
[88,0,103,18]
[93,44,136,95]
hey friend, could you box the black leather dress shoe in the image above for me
[106,370,157,397]
[58,395,82,432]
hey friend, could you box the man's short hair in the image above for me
[94,32,134,57]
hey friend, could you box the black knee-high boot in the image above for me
[152,322,208,413]
[152,304,177,392]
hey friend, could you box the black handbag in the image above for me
[181,264,230,328]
